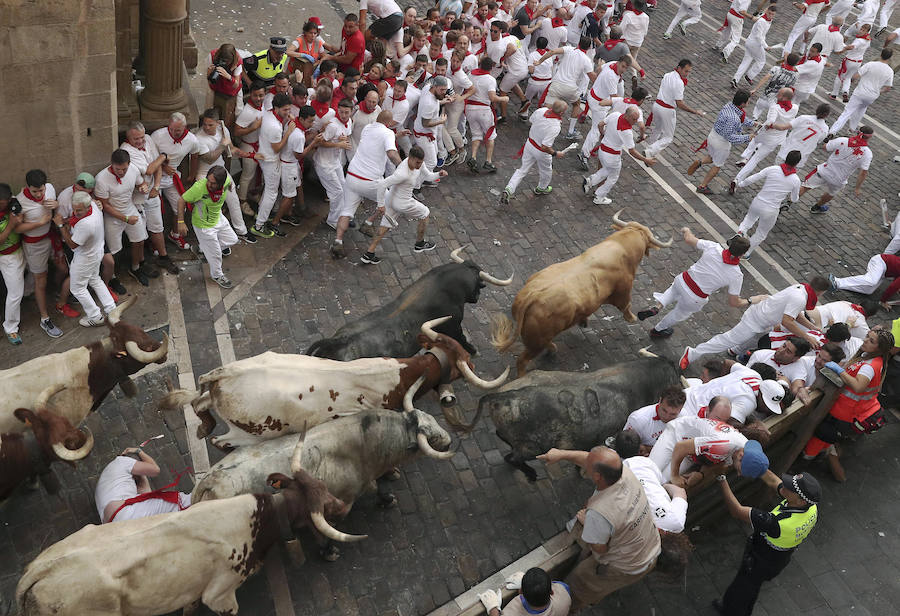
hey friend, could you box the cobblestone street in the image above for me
[2,0,900,614]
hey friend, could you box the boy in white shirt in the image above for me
[828,49,894,135]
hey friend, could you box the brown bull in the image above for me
[492,211,673,375]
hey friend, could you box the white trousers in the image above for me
[319,165,347,227]
[735,136,781,183]
[751,95,774,121]
[644,105,677,158]
[196,215,238,279]
[507,144,553,193]
[665,3,702,34]
[414,135,438,188]
[581,99,609,158]
[237,146,259,201]
[70,254,115,321]
[341,174,381,219]
[587,152,623,199]
[829,94,876,134]
[834,254,887,294]
[886,212,900,254]
[733,41,767,84]
[792,89,813,106]
[738,199,780,253]
[653,275,709,331]
[139,195,165,234]
[255,160,281,227]
[717,13,745,59]
[785,15,816,54]
[222,172,247,235]
[524,79,550,103]
[445,101,466,150]
[0,250,25,334]
[160,181,182,215]
[832,61,862,96]
[826,0,854,24]
[878,0,897,28]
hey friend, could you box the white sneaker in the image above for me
[593,196,612,205]
[79,315,104,328]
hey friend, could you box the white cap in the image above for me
[759,380,785,414]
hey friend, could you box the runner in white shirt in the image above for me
[732,90,798,188]
[800,127,874,213]
[582,108,656,205]
[534,39,597,139]
[804,19,845,59]
[384,79,413,154]
[500,101,567,203]
[413,77,450,178]
[94,151,152,285]
[747,342,811,387]
[193,110,250,239]
[464,56,509,173]
[332,112,402,259]
[309,83,337,135]
[808,300,870,339]
[793,342,845,403]
[261,74,292,111]
[663,0,703,38]
[644,61,705,159]
[537,10,569,51]
[578,57,630,165]
[486,21,530,121]
[732,5,776,88]
[791,44,828,105]
[828,51,894,135]
[736,153,803,255]
[273,107,318,233]
[445,52,475,162]
[565,0,596,45]
[620,0,650,85]
[623,455,689,533]
[53,192,116,327]
[318,101,354,230]
[519,38,555,117]
[95,451,191,524]
[232,83,267,212]
[825,0,853,26]
[249,94,293,238]
[639,228,750,337]
[716,0,754,61]
[783,0,829,55]
[358,144,446,264]
[0,183,25,343]
[877,0,897,34]
[830,26,872,100]
[846,0,879,35]
[776,105,831,168]
[622,387,687,448]
[682,363,782,423]
[149,113,208,250]
[351,91,382,160]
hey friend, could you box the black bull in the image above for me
[480,357,681,480]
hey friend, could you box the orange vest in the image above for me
[830,357,883,422]
[294,36,324,60]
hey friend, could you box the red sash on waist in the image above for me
[590,88,605,102]
[413,129,435,141]
[600,143,621,155]
[23,232,50,243]
[719,8,744,30]
[655,99,675,109]
[347,171,374,181]
[465,99,490,106]
[531,76,551,81]
[681,271,709,298]
[514,138,547,159]
[0,241,21,255]
[107,470,190,523]
[245,141,260,152]
[465,100,496,140]
[838,57,862,77]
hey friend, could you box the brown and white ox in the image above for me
[492,211,672,375]
[0,296,168,436]
[16,469,365,616]
[1,384,94,501]
[160,318,509,450]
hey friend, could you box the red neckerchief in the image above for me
[311,100,331,118]
[69,204,93,227]
[360,100,377,114]
[446,41,456,49]
[616,114,632,131]
[580,0,592,7]
[603,38,624,51]
[677,71,688,85]
[802,283,818,310]
[108,166,122,184]
[551,17,565,27]
[365,74,381,86]
[471,68,491,76]
[781,163,797,176]
[828,24,840,32]
[732,103,746,123]
[777,100,792,112]
[544,109,562,120]
[623,97,639,105]
[168,126,186,144]
[848,134,869,154]
[851,303,866,316]
[856,33,871,40]
[336,115,350,128]
[652,404,660,420]
[207,184,224,202]
[524,5,535,19]
[722,249,741,264]
[780,62,797,72]
[23,188,39,202]
[271,109,285,124]
[630,7,644,15]
[391,91,407,102]
[411,41,423,53]
[430,48,443,60]
[763,12,772,20]
[268,86,277,95]
[698,406,709,418]
[250,99,263,111]
[536,48,548,55]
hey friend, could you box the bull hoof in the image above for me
[377,493,398,508]
[624,311,638,323]
[320,545,341,562]
[210,437,235,453]
[504,453,538,482]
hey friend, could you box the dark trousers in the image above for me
[721,540,790,615]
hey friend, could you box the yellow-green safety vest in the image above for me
[249,50,287,83]
[763,501,818,551]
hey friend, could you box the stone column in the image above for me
[115,0,137,123]
[139,0,188,112]
[182,0,198,74]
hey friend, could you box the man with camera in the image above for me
[0,184,25,345]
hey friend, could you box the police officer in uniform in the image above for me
[714,470,821,615]
[242,37,289,89]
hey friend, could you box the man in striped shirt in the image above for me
[687,90,756,194]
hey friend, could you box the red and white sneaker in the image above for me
[167,230,191,251]
[55,303,80,318]
[679,347,691,371]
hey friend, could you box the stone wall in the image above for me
[0,0,118,189]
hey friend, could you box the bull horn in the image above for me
[479,270,514,286]
[450,245,468,263]
[421,316,452,341]
[125,333,169,364]
[681,376,691,389]
[290,422,308,474]
[456,360,509,389]
[105,295,137,326]
[403,375,427,412]
[35,383,66,409]
[612,209,630,227]
[648,231,674,248]
[417,431,455,460]
[51,427,94,462]
[638,346,658,359]
[310,511,368,543]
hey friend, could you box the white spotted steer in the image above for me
[160,318,508,449]
[16,469,365,616]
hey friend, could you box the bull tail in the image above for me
[490,312,523,353]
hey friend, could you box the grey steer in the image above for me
[481,355,682,481]
[192,409,454,560]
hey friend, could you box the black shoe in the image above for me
[128,267,149,287]
[138,261,160,278]
[281,214,302,227]
[330,242,346,259]
[239,232,257,244]
[414,240,436,252]
[267,222,286,237]
[482,161,497,173]
[109,278,127,295]
[650,327,674,338]
[637,307,659,321]
[156,255,180,274]
[467,157,480,173]
[348,220,357,228]
[221,247,232,257]
[729,181,737,195]
[360,251,381,264]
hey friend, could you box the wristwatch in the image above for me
[716,474,727,483]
